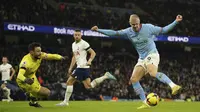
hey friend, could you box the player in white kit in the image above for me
[0,56,15,102]
[56,29,116,106]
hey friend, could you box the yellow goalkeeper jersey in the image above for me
[17,52,62,81]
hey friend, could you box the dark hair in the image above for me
[28,42,41,51]
[74,29,81,32]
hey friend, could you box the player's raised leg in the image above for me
[146,64,182,95]
[90,72,116,88]
[83,72,116,89]
[56,76,76,106]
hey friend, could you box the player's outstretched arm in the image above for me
[91,26,126,37]
[42,52,66,60]
[161,15,183,34]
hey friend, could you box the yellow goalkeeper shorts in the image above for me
[16,75,41,97]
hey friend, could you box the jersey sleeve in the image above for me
[117,28,128,38]
[41,52,62,60]
[18,58,29,81]
[8,64,12,69]
[83,41,91,51]
[19,59,28,69]
[97,28,128,38]
[148,24,162,36]
[72,43,75,52]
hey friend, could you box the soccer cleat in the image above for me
[55,102,69,106]
[172,85,182,95]
[137,102,151,109]
[29,102,42,108]
[7,99,13,102]
[105,72,117,80]
[2,99,13,102]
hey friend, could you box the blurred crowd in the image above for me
[0,43,200,101]
[0,0,200,36]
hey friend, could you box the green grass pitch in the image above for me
[0,101,200,112]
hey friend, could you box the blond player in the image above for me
[17,42,66,107]
[91,14,182,109]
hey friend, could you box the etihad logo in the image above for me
[168,36,189,42]
[7,24,35,31]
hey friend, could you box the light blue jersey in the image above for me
[97,21,178,59]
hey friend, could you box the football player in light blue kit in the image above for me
[91,14,183,109]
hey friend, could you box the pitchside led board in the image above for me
[4,22,200,44]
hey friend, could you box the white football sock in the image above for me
[3,87,11,99]
[64,86,73,103]
[91,75,107,88]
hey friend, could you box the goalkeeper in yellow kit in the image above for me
[17,42,66,107]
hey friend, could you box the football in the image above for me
[146,93,159,106]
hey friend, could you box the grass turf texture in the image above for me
[0,101,200,112]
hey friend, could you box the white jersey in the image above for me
[0,63,12,81]
[72,39,90,68]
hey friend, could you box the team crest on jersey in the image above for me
[21,61,26,67]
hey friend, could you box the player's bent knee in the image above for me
[66,81,74,86]
[44,88,50,96]
[38,87,51,97]
[148,69,157,77]
[149,73,157,77]
[1,84,6,88]
[130,77,139,83]
[66,76,76,86]
[85,86,91,89]
[84,84,92,89]
[147,64,158,77]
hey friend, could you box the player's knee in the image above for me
[1,84,6,88]
[46,89,51,96]
[66,81,74,86]
[39,87,51,97]
[84,84,92,89]
[148,70,157,77]
[66,77,75,86]
[85,86,91,89]
[147,65,158,77]
[40,89,51,97]
[130,77,139,83]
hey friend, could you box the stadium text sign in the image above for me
[167,36,189,42]
[4,22,200,44]
[54,27,67,34]
[7,24,35,32]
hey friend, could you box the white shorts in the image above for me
[135,53,160,72]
